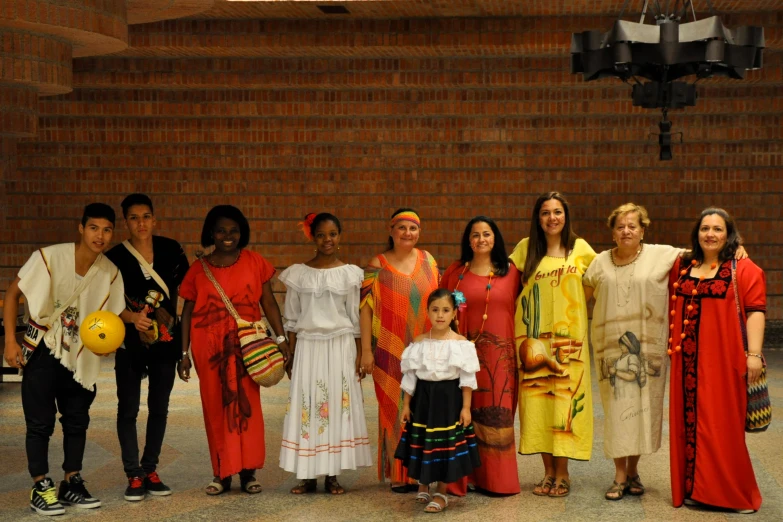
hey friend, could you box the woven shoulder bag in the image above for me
[200,258,285,388]
[732,259,771,432]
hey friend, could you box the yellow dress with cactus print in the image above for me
[510,238,596,460]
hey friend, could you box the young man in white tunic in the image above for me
[3,203,125,516]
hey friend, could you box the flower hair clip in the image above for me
[297,212,317,241]
[452,290,466,307]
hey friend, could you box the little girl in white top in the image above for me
[394,288,481,513]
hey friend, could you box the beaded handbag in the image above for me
[200,258,285,388]
[732,259,771,432]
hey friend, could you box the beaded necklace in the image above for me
[453,261,494,342]
[206,250,241,268]
[667,259,717,356]
[610,244,643,308]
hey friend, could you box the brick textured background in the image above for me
[1,9,782,319]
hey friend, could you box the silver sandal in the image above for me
[424,492,448,513]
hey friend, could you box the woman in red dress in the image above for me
[178,205,291,495]
[668,207,766,514]
[441,216,521,496]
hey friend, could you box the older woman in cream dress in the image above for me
[583,203,745,501]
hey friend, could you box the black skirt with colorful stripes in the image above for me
[394,378,481,484]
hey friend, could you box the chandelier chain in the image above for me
[618,0,633,20]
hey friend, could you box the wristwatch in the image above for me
[275,335,287,345]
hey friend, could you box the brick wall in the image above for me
[1,16,782,319]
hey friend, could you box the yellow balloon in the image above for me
[79,311,125,354]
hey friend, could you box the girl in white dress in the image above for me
[279,213,372,494]
[394,288,481,513]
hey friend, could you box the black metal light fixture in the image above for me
[570,0,764,160]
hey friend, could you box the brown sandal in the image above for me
[290,479,317,494]
[325,476,345,495]
[627,475,645,496]
[533,475,556,496]
[240,474,262,494]
[605,481,628,501]
[205,476,231,496]
[548,478,571,498]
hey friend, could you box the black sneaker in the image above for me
[30,478,65,516]
[125,476,146,501]
[144,471,172,496]
[58,473,101,509]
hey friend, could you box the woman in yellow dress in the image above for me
[509,191,596,498]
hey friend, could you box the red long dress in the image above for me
[180,250,276,479]
[668,258,766,512]
[441,261,521,495]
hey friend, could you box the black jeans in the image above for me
[22,343,97,478]
[115,347,177,477]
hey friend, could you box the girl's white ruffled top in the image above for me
[400,338,480,395]
[279,263,362,340]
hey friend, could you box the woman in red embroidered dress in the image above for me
[668,208,766,514]
[440,216,520,496]
[178,205,290,496]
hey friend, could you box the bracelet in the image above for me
[181,351,189,359]
[745,352,764,360]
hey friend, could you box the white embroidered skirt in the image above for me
[279,332,372,478]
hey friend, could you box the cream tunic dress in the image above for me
[583,244,681,458]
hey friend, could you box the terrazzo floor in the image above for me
[1,350,781,522]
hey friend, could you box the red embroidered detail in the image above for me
[675,260,731,497]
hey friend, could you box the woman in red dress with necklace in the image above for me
[441,216,521,495]
[668,208,766,514]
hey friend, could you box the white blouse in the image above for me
[279,263,362,340]
[400,338,480,396]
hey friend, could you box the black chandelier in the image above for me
[570,0,764,160]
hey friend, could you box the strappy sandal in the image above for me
[424,492,448,513]
[416,490,431,504]
[324,476,345,495]
[548,478,571,498]
[239,474,262,494]
[205,476,231,496]
[627,475,645,496]
[605,481,628,501]
[290,479,317,494]
[532,475,555,496]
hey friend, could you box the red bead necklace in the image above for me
[667,259,718,356]
[453,261,494,342]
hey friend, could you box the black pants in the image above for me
[22,343,97,478]
[115,347,177,477]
